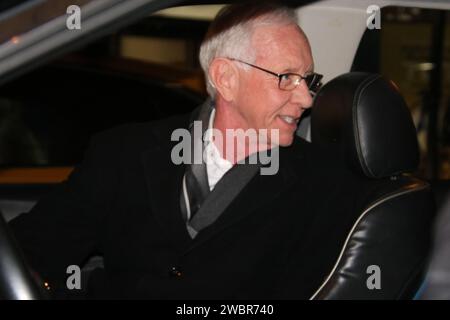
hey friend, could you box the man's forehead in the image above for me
[251,24,313,71]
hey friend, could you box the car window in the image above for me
[0,5,224,169]
[352,6,450,181]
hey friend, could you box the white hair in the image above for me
[199,6,298,98]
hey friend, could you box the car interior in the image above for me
[0,0,449,300]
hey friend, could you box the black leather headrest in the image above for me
[311,72,419,179]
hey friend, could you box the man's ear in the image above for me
[208,58,239,102]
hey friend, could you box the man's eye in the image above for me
[280,74,291,81]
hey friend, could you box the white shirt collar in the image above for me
[204,108,233,190]
[203,107,215,144]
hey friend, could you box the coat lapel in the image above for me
[183,145,304,254]
[187,161,262,237]
[141,116,193,250]
[140,100,212,251]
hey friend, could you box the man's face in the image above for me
[233,24,314,147]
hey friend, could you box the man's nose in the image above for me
[290,81,313,109]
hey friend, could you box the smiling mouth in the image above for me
[279,115,300,126]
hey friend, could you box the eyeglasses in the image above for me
[229,58,323,93]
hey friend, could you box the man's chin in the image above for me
[273,135,295,147]
[263,129,295,148]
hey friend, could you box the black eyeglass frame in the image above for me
[229,58,323,93]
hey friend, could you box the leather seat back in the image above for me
[310,72,434,299]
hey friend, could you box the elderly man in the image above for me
[10,2,346,299]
